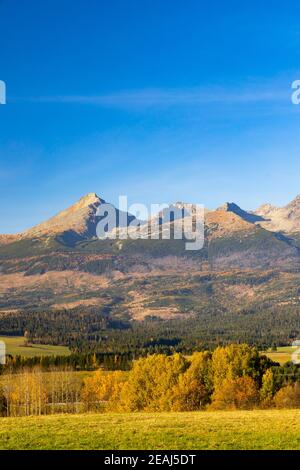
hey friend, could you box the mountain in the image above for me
[0,194,298,268]
[217,202,266,224]
[1,192,300,349]
[254,195,300,234]
[14,192,136,246]
[23,192,104,242]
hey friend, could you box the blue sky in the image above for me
[1,0,300,232]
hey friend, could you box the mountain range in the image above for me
[1,191,300,269]
[2,191,300,242]
[1,192,300,349]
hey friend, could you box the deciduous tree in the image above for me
[210,376,259,410]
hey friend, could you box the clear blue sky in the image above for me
[1,0,300,232]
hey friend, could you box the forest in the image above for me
[0,302,299,354]
[1,344,300,417]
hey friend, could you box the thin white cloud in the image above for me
[13,85,291,109]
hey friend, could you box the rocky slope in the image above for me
[24,192,104,239]
[6,192,137,246]
[254,194,300,234]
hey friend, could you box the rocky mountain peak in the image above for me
[218,202,240,212]
[285,194,300,210]
[255,203,277,217]
[68,192,104,211]
[23,193,105,240]
[217,202,265,224]
[254,194,300,233]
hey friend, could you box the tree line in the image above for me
[1,344,300,417]
[1,351,133,373]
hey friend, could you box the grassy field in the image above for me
[0,410,300,450]
[263,346,298,365]
[0,336,70,357]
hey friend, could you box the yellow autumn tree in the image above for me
[3,367,47,417]
[81,370,126,411]
[260,369,276,408]
[210,376,259,410]
[119,353,188,412]
[211,344,262,390]
[170,351,213,411]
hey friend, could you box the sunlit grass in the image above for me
[1,410,300,450]
[0,336,70,357]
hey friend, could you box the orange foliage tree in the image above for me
[210,376,259,410]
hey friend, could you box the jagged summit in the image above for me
[23,192,106,240]
[285,194,300,210]
[254,194,300,233]
[76,192,103,206]
[2,192,300,248]
[50,192,104,217]
[19,192,137,243]
[0,192,299,272]
[255,203,278,217]
[217,202,265,224]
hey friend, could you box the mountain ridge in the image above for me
[2,192,300,239]
[1,193,300,267]
[254,194,300,234]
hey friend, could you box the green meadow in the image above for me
[0,336,70,357]
[0,410,300,450]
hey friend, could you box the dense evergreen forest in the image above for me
[0,302,299,355]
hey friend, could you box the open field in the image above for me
[0,336,70,357]
[1,410,300,450]
[263,346,297,365]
